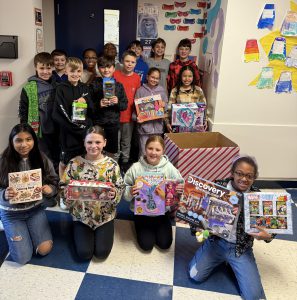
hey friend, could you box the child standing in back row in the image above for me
[134,67,168,157]
[165,65,206,133]
[51,49,68,82]
[114,50,141,172]
[167,38,201,94]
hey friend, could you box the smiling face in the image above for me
[53,55,66,72]
[84,50,98,71]
[178,46,191,61]
[13,131,34,158]
[181,69,194,88]
[84,133,106,160]
[147,70,160,88]
[65,64,83,86]
[145,141,164,166]
[35,62,53,81]
[153,42,165,59]
[130,45,142,57]
[122,55,137,74]
[99,64,115,78]
[232,161,256,192]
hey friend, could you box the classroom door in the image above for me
[54,0,138,58]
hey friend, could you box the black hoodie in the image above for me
[52,81,93,153]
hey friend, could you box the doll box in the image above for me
[171,102,206,132]
[67,180,112,201]
[134,94,165,123]
[164,132,240,181]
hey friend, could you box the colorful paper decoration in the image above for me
[183,18,196,24]
[193,32,204,38]
[257,67,274,89]
[189,8,201,15]
[286,45,297,68]
[197,18,207,24]
[165,11,178,18]
[177,25,189,31]
[244,39,260,62]
[164,24,176,31]
[174,1,186,8]
[197,2,207,8]
[258,4,275,29]
[281,11,297,36]
[162,4,174,10]
[268,37,286,61]
[170,18,181,24]
[177,11,189,17]
[275,71,292,93]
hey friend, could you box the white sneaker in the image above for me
[0,220,4,231]
[59,198,67,210]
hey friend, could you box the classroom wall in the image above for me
[210,0,297,179]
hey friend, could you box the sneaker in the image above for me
[59,198,67,210]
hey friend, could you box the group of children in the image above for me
[0,37,274,299]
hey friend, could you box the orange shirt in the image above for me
[114,70,141,123]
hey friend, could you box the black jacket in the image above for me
[90,77,128,126]
[52,81,93,153]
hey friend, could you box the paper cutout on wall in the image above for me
[286,45,297,68]
[197,2,207,8]
[162,4,174,10]
[170,18,181,24]
[281,11,297,36]
[165,12,178,18]
[174,1,186,8]
[275,71,292,93]
[190,39,197,44]
[257,67,274,89]
[258,4,275,29]
[164,25,176,31]
[183,18,196,24]
[244,39,260,62]
[194,32,204,38]
[189,9,201,15]
[177,11,189,17]
[268,37,286,61]
[177,25,189,31]
[197,18,207,24]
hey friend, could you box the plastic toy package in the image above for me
[72,101,87,124]
[103,78,115,99]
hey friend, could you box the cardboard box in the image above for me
[165,132,240,181]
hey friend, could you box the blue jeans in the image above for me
[188,237,265,300]
[0,206,52,265]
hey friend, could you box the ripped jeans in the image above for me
[0,206,52,265]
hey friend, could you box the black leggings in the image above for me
[73,220,114,260]
[134,214,172,251]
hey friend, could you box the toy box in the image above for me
[165,132,239,181]
[135,94,165,123]
[134,174,165,216]
[67,180,112,201]
[176,174,241,240]
[171,102,206,132]
[8,169,42,204]
[244,192,293,234]
[103,78,115,99]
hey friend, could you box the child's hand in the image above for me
[232,205,239,215]
[155,186,165,199]
[131,185,140,196]
[166,123,173,132]
[76,97,86,103]
[100,98,110,107]
[176,183,184,194]
[248,226,273,241]
[5,187,17,200]
[42,185,53,195]
[109,96,118,105]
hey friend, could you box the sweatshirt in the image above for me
[52,81,93,153]
[123,155,183,212]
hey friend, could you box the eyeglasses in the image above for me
[234,171,255,180]
[84,57,97,60]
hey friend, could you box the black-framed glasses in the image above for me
[234,171,255,180]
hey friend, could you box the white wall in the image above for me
[0,0,55,152]
[212,0,297,179]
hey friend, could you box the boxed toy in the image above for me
[134,173,165,216]
[171,102,206,132]
[176,174,241,240]
[67,180,112,201]
[9,169,42,204]
[103,77,115,99]
[135,94,165,123]
[165,132,239,181]
[244,192,293,234]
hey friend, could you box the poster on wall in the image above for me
[34,8,42,26]
[137,3,159,39]
[36,28,44,53]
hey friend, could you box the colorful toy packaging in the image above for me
[67,180,112,201]
[134,94,165,123]
[8,169,42,204]
[244,192,293,234]
[72,101,87,124]
[103,78,115,100]
[176,174,241,240]
[134,174,165,216]
[171,102,206,132]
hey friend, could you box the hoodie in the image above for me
[134,83,168,135]
[123,155,183,212]
[134,56,149,84]
[19,75,56,135]
[52,81,93,153]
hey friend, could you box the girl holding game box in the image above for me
[123,135,184,251]
[134,67,168,157]
[0,124,59,265]
[61,125,124,260]
[189,155,275,300]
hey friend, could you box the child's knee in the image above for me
[37,240,53,256]
[188,262,206,283]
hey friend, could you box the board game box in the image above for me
[244,192,293,234]
[176,174,241,240]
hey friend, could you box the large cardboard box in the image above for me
[165,132,240,181]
